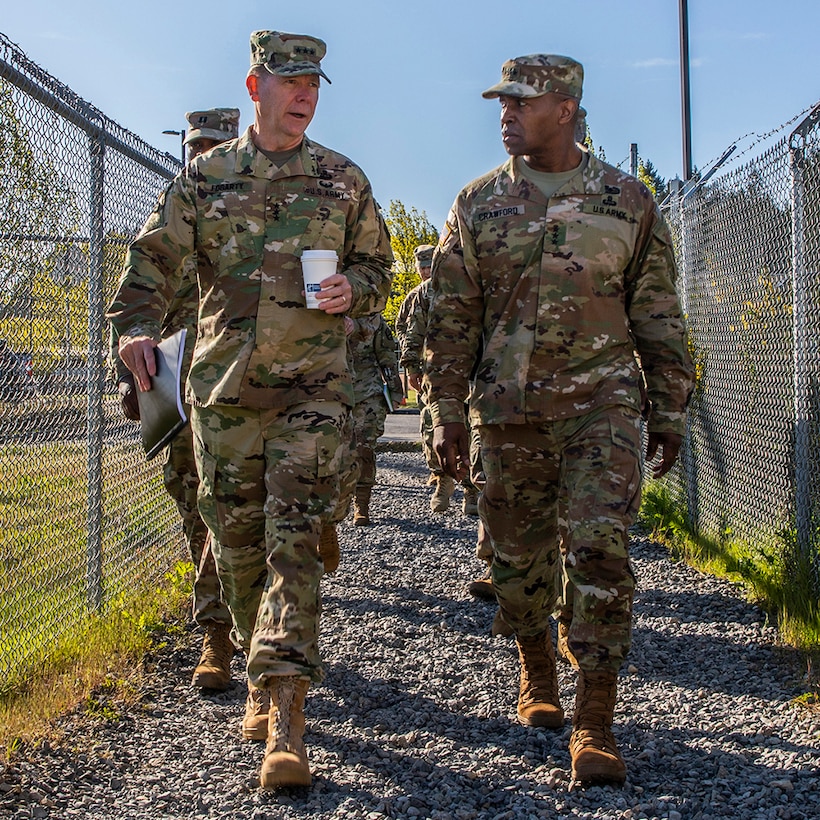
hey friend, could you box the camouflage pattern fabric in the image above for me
[107,130,394,411]
[424,151,693,434]
[396,279,432,378]
[108,130,393,684]
[348,314,401,487]
[109,251,230,627]
[424,150,693,672]
[163,420,231,626]
[249,30,331,83]
[193,401,350,684]
[482,54,584,101]
[480,407,642,672]
[184,107,241,145]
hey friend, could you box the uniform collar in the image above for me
[494,148,607,201]
[233,128,322,180]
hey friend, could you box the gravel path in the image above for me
[2,448,818,820]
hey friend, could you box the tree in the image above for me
[382,200,438,328]
[638,159,668,203]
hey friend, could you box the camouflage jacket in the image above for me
[347,314,402,404]
[395,280,432,376]
[107,130,394,410]
[110,252,199,384]
[424,151,694,434]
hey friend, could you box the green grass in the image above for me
[0,560,193,761]
[638,480,820,654]
[0,437,185,755]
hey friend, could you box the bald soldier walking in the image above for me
[108,31,393,789]
[423,54,693,786]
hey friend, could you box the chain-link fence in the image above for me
[663,101,820,596]
[0,33,185,694]
[2,29,819,694]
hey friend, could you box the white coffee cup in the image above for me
[301,250,339,309]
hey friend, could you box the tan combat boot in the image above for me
[462,488,479,516]
[556,619,579,668]
[318,524,340,573]
[491,608,514,637]
[241,681,271,740]
[353,487,371,526]
[570,668,627,786]
[191,621,234,691]
[516,630,564,728]
[430,475,455,513]
[467,572,496,602]
[260,676,311,789]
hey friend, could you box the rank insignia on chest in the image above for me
[546,221,567,247]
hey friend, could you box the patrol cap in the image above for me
[249,30,331,84]
[183,108,240,146]
[482,54,583,100]
[414,244,435,267]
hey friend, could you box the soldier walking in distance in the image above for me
[108,31,393,789]
[423,54,693,786]
[347,313,403,525]
[113,107,240,692]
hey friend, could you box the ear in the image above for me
[557,98,579,126]
[246,74,259,101]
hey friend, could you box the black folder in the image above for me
[137,328,189,460]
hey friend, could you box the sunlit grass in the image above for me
[638,480,820,701]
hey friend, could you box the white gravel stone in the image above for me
[1,449,818,820]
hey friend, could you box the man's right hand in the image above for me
[433,422,470,481]
[118,335,158,392]
[117,373,140,421]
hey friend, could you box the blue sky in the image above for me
[3,0,819,231]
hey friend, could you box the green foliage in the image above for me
[639,481,820,652]
[382,200,438,328]
[638,158,668,202]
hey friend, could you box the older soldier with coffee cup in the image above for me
[108,30,393,789]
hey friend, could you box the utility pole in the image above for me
[630,143,638,177]
[679,0,693,181]
[162,128,186,164]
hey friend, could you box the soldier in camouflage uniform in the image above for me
[423,54,693,787]
[108,31,393,790]
[397,244,478,514]
[113,108,240,693]
[346,313,403,525]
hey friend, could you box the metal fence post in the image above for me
[86,128,105,611]
[789,104,820,576]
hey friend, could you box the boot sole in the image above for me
[517,710,565,729]
[241,723,269,741]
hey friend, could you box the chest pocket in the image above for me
[198,191,263,273]
[266,190,348,257]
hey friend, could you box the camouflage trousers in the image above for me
[163,423,231,626]
[478,406,642,673]
[192,401,354,685]
[352,391,387,487]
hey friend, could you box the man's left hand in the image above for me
[315,273,352,314]
[646,431,683,478]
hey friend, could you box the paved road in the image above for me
[380,409,420,444]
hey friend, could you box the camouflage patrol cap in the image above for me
[482,54,583,100]
[249,30,331,84]
[414,244,435,267]
[183,108,241,146]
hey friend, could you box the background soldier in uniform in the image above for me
[108,31,393,790]
[114,107,240,693]
[346,313,403,525]
[423,54,693,786]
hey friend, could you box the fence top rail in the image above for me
[0,31,180,180]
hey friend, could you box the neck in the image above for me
[251,122,304,153]
[522,141,583,174]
